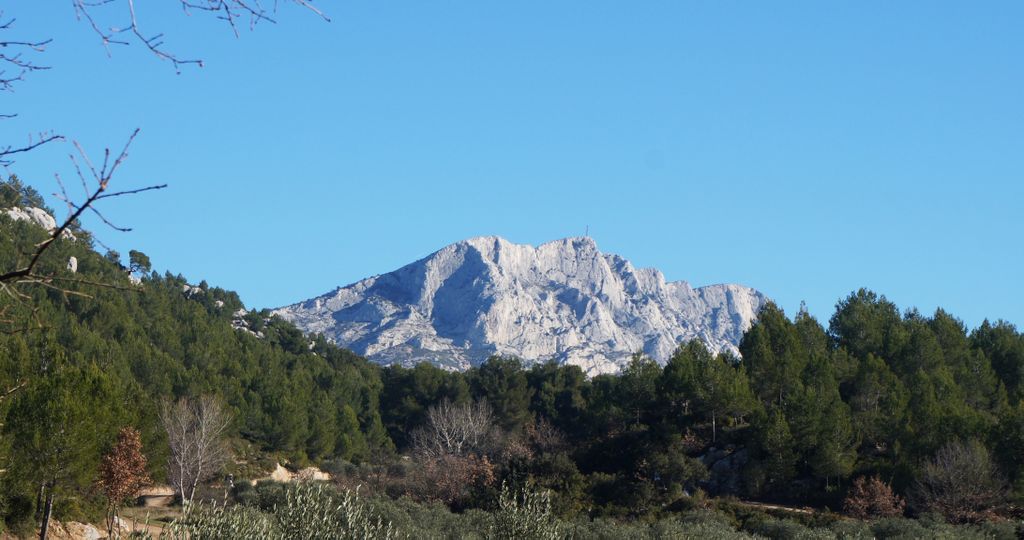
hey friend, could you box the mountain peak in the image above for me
[452,235,597,256]
[275,237,767,375]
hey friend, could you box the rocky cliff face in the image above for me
[274,237,767,375]
[2,206,76,240]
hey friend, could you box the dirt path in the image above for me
[736,500,816,515]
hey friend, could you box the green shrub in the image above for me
[369,496,491,539]
[231,482,256,506]
[162,503,274,540]
[275,483,395,540]
[251,480,287,511]
[492,483,565,540]
[747,517,834,540]
[161,482,394,540]
[655,515,757,539]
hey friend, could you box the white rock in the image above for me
[67,256,77,273]
[58,522,102,540]
[275,236,768,375]
[3,207,76,240]
[4,206,56,230]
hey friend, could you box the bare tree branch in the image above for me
[0,12,51,92]
[71,0,330,73]
[0,129,166,285]
[0,133,63,167]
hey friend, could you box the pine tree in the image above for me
[678,342,757,442]
[848,354,908,456]
[469,357,534,431]
[828,289,908,362]
[750,408,797,497]
[740,302,807,407]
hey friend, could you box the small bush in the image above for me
[492,483,564,540]
[843,476,906,519]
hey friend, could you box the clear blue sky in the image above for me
[4,2,1022,330]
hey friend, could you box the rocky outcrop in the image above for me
[257,463,331,484]
[3,206,76,240]
[276,236,767,375]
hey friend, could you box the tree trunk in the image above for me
[35,483,44,521]
[187,465,202,508]
[39,485,54,540]
[712,412,717,443]
[106,504,117,540]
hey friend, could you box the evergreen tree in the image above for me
[972,320,1024,401]
[740,302,806,407]
[809,388,857,488]
[527,362,588,437]
[747,408,797,498]
[663,341,757,441]
[829,289,908,362]
[847,354,908,458]
[617,353,661,428]
[658,343,700,420]
[469,356,533,432]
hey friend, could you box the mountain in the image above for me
[274,236,768,375]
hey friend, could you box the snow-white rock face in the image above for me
[3,206,76,240]
[275,237,768,375]
[4,206,57,230]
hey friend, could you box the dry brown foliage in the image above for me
[843,475,906,519]
[98,427,151,537]
[408,453,496,506]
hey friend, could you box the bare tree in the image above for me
[160,396,232,507]
[404,399,500,505]
[912,439,1007,523]
[411,399,496,459]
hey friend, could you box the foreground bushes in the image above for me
[162,483,395,540]
[200,481,1022,540]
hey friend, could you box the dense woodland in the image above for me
[2,175,1024,537]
